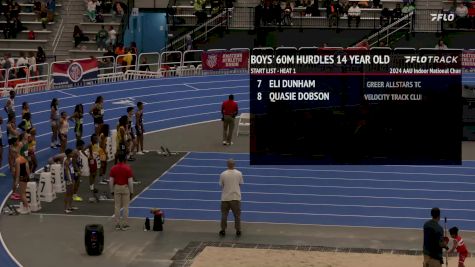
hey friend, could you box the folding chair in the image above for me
[236,113,250,136]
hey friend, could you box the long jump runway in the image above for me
[130,152,475,231]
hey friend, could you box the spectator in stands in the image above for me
[95,0,104,13]
[27,51,36,76]
[435,39,448,50]
[103,0,113,13]
[36,46,46,74]
[401,2,414,15]
[96,25,108,52]
[107,25,117,47]
[10,0,20,19]
[46,0,56,21]
[113,0,126,16]
[114,43,125,65]
[378,40,387,47]
[87,0,98,22]
[3,20,12,39]
[392,3,402,19]
[73,25,89,48]
[455,2,468,28]
[28,30,36,40]
[326,0,342,27]
[11,16,26,39]
[122,48,132,72]
[185,34,193,50]
[3,53,14,71]
[305,0,320,16]
[380,7,392,26]
[3,1,13,21]
[139,57,150,71]
[129,41,138,68]
[372,0,381,8]
[281,1,293,26]
[16,52,28,79]
[358,0,369,8]
[33,0,42,21]
[39,4,48,30]
[348,2,361,27]
[194,0,207,24]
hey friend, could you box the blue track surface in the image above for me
[129,152,475,230]
[0,74,249,266]
[1,72,474,266]
[464,72,475,86]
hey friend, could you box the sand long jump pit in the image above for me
[171,242,473,267]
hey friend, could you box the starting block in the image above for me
[26,182,41,212]
[39,171,56,202]
[50,164,66,193]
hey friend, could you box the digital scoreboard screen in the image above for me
[250,48,462,165]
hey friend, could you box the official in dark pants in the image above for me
[423,207,449,267]
[219,159,243,237]
[221,94,238,146]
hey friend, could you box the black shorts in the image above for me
[94,117,104,125]
[19,175,29,183]
[8,138,15,146]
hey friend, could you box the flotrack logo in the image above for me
[430,13,455,22]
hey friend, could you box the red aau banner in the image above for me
[52,59,99,86]
[201,50,249,71]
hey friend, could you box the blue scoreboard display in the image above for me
[250,48,462,165]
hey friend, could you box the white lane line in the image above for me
[154,179,475,193]
[182,157,475,169]
[127,207,475,222]
[129,152,191,205]
[172,164,475,177]
[146,188,475,202]
[13,74,248,99]
[57,91,77,97]
[25,92,249,131]
[15,80,248,107]
[184,84,199,90]
[134,197,475,212]
[0,191,24,267]
[164,172,475,185]
[141,107,250,125]
[16,85,248,118]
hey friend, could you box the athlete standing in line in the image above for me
[70,104,84,142]
[90,96,105,137]
[135,102,147,155]
[50,98,60,148]
[126,107,136,161]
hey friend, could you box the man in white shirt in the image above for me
[108,26,117,47]
[348,2,361,27]
[219,159,243,237]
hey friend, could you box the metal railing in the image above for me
[2,46,471,93]
[357,11,414,48]
[164,8,232,52]
[52,0,73,56]
[119,0,135,45]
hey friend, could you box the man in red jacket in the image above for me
[221,94,238,146]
